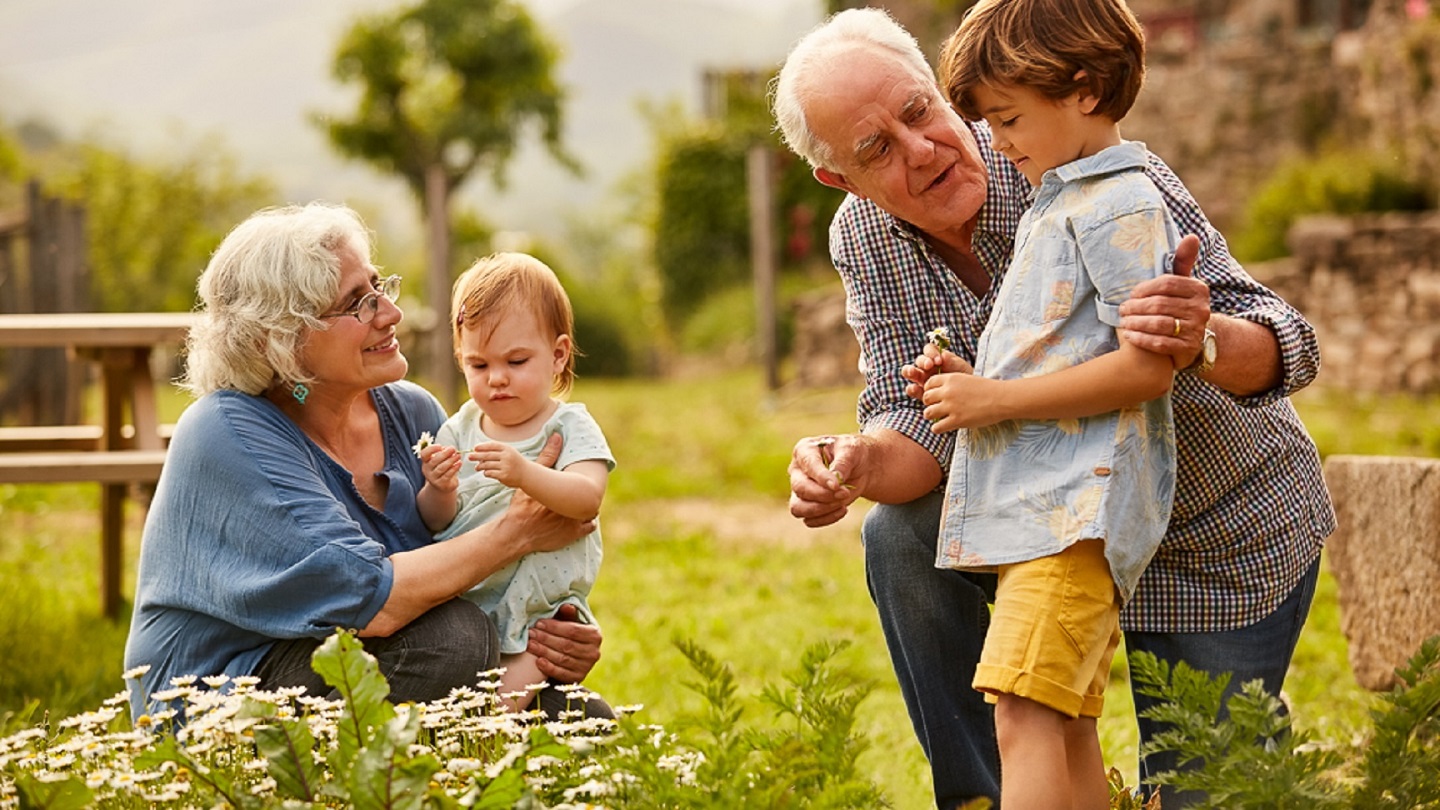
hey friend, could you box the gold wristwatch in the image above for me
[1185,326,1217,374]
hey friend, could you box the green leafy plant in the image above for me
[601,637,888,808]
[1346,634,1440,809]
[1131,633,1440,809]
[1,630,892,808]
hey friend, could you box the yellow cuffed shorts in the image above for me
[973,538,1122,719]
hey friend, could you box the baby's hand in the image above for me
[420,444,461,491]
[470,441,529,489]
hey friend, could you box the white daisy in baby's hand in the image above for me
[926,326,952,352]
[412,431,435,459]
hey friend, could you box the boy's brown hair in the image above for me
[939,0,1146,123]
[451,252,579,394]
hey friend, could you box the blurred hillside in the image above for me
[0,0,820,247]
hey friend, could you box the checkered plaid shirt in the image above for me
[830,120,1335,632]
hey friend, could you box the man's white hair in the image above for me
[771,7,935,171]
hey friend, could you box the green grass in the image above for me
[0,369,1426,809]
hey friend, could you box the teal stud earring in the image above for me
[291,382,310,405]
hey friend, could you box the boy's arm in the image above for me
[920,341,1172,431]
[1124,151,1322,401]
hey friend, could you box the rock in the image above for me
[1323,455,1440,690]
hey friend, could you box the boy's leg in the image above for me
[496,651,547,712]
[1063,716,1109,810]
[977,540,1119,810]
[862,493,1000,809]
[1126,557,1320,808]
[994,694,1071,809]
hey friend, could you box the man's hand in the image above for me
[528,603,601,683]
[1118,233,1209,368]
[788,433,869,528]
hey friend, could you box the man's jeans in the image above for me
[1128,557,1320,809]
[863,492,1319,810]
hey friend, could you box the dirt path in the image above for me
[607,496,869,548]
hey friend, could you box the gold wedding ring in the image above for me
[1173,317,1183,337]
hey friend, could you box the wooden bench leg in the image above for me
[101,482,124,620]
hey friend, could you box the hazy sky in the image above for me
[0,0,820,244]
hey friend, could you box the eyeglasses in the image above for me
[319,275,402,324]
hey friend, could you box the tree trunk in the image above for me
[747,145,779,392]
[424,163,456,409]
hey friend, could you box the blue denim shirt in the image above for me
[124,381,445,717]
[936,142,1179,602]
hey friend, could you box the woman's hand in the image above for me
[528,603,602,683]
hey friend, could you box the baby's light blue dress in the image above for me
[435,399,614,652]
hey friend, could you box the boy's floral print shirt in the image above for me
[936,142,1179,602]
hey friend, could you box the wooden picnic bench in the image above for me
[0,424,175,452]
[0,312,194,618]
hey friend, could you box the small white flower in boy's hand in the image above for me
[926,326,952,352]
[412,431,435,459]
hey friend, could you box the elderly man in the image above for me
[773,8,1334,809]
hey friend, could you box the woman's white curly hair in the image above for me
[182,202,373,396]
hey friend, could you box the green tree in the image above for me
[42,135,274,313]
[646,84,842,337]
[317,0,576,399]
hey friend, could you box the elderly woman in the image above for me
[124,202,605,717]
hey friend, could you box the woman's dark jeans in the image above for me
[255,598,613,718]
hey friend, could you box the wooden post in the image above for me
[28,181,69,424]
[57,195,87,426]
[425,163,456,409]
[747,145,780,392]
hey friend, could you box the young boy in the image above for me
[918,0,1181,806]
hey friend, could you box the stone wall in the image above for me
[1250,211,1440,393]
[1322,454,1440,691]
[1126,7,1342,230]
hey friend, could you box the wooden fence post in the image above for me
[0,180,88,425]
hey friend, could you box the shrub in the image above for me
[1132,633,1440,809]
[1231,149,1430,262]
